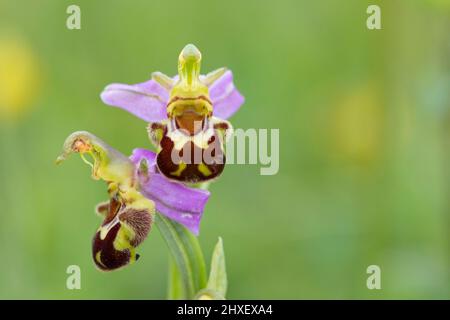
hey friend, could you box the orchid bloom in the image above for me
[56,131,209,271]
[101,44,244,183]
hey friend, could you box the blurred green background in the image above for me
[0,0,449,299]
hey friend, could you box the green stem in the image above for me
[167,256,184,299]
[155,213,207,300]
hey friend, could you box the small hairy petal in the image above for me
[208,70,244,120]
[120,209,152,247]
[100,80,169,122]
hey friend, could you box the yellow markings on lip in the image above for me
[113,223,135,251]
[197,163,212,177]
[170,162,187,177]
[95,251,107,268]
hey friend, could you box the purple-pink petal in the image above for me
[100,80,169,122]
[208,70,245,119]
[140,174,209,235]
[101,70,243,122]
[130,148,210,235]
[130,148,157,170]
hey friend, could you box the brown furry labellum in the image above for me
[149,118,230,183]
[92,197,152,271]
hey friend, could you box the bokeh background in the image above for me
[0,0,449,299]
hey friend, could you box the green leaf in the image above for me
[155,213,207,300]
[206,237,227,298]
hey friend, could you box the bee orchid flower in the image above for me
[100,44,244,183]
[56,131,209,271]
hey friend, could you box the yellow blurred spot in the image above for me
[330,84,384,166]
[0,34,41,121]
[426,0,450,10]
